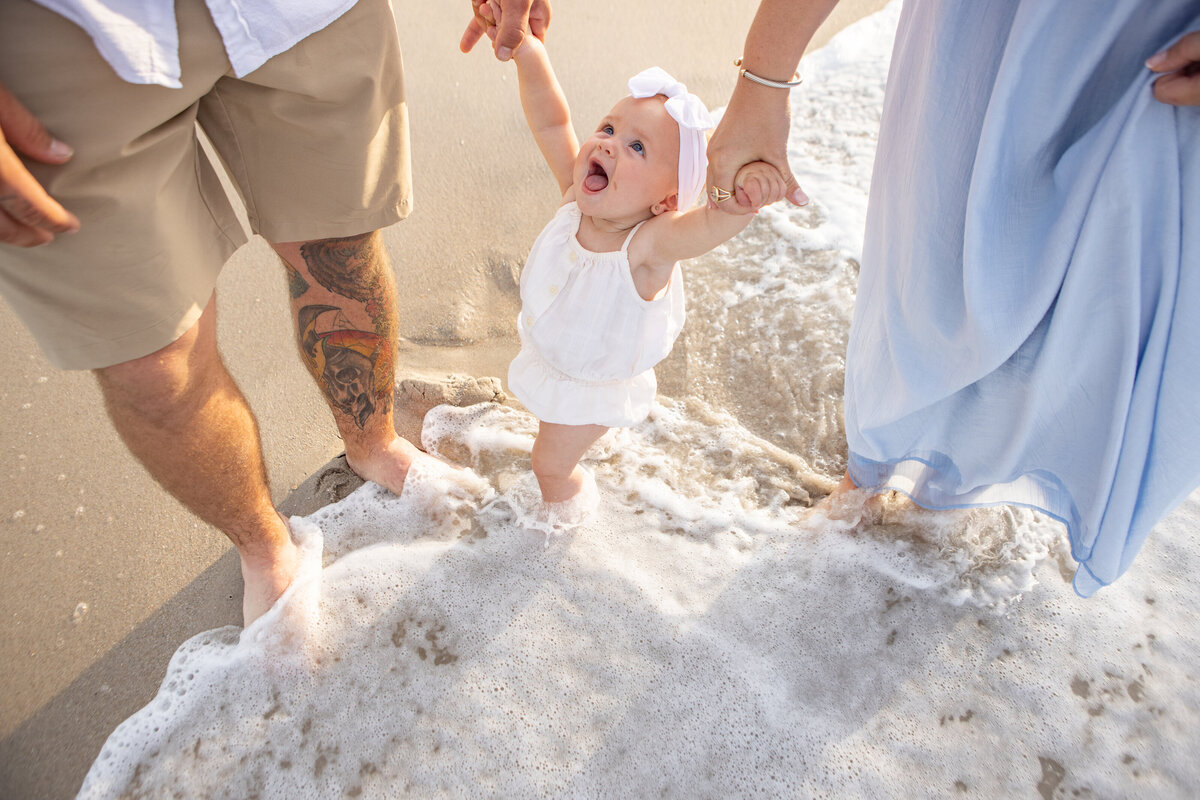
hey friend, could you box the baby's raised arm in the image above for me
[636,160,787,267]
[507,36,579,194]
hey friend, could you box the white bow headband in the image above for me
[627,67,714,209]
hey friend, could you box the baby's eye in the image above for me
[601,124,614,135]
[631,141,644,154]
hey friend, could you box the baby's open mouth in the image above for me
[583,159,609,192]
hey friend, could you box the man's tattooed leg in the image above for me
[272,231,424,495]
[282,261,310,300]
[279,232,397,431]
[297,303,387,429]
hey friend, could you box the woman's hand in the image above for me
[1147,30,1200,107]
[706,80,808,215]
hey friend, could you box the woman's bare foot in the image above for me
[817,470,903,524]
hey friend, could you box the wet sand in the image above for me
[0,2,886,797]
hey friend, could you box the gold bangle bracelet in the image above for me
[734,58,802,89]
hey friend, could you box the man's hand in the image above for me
[460,0,551,62]
[0,81,79,247]
[1148,30,1200,107]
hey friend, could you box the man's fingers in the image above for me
[493,28,525,61]
[1147,31,1200,73]
[493,0,532,60]
[463,0,537,60]
[529,0,551,40]
[0,208,54,247]
[0,82,78,246]
[459,0,492,53]
[0,144,80,236]
[0,83,72,165]
[0,185,75,232]
[459,18,487,53]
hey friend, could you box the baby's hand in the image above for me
[732,161,789,211]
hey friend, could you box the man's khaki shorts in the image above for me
[0,0,412,370]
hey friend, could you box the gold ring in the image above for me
[709,186,732,203]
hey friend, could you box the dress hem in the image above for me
[847,451,1106,597]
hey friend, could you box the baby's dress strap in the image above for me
[621,219,649,253]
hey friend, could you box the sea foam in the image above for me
[77,399,1200,799]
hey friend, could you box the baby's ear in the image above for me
[651,193,679,216]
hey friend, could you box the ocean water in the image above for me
[77,4,1200,798]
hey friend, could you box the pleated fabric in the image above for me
[845,0,1200,595]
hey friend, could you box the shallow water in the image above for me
[77,4,1200,798]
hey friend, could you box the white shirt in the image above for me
[35,0,359,88]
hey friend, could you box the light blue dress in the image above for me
[844,0,1200,596]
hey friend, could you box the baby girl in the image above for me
[491,31,786,508]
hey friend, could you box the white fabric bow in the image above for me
[627,67,715,209]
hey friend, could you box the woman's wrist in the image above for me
[734,59,802,90]
[727,73,792,118]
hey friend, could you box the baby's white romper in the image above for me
[508,202,685,428]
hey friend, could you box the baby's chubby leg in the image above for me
[531,421,608,503]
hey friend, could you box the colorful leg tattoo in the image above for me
[287,232,396,430]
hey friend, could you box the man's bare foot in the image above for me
[239,516,301,625]
[344,434,426,496]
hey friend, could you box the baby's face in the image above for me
[574,95,679,220]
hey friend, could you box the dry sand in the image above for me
[0,2,886,797]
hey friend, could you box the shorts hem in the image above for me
[254,199,412,244]
[47,303,211,371]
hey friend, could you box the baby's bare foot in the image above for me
[539,466,599,529]
[536,464,590,504]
